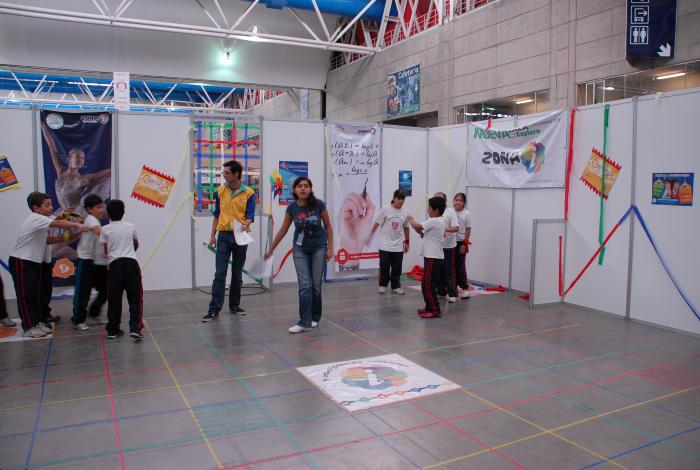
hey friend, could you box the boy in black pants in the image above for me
[71,194,108,331]
[99,199,144,341]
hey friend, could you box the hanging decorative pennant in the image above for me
[580,148,622,199]
[0,154,20,192]
[131,165,175,208]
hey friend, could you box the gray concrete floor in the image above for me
[1,280,699,470]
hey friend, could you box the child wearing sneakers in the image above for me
[371,189,410,295]
[453,193,472,299]
[10,192,86,338]
[434,192,459,303]
[71,194,108,331]
[99,199,143,341]
[407,197,446,319]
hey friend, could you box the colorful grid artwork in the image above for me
[192,119,261,214]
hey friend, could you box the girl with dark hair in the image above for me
[453,193,472,299]
[265,177,334,333]
[370,189,410,295]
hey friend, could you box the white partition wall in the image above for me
[563,101,634,317]
[381,126,428,272]
[531,219,565,306]
[0,107,34,300]
[117,113,192,291]
[262,119,326,285]
[630,90,700,334]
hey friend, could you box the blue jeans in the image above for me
[293,246,325,327]
[208,232,247,314]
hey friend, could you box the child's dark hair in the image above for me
[292,176,317,210]
[223,160,243,179]
[434,192,447,200]
[27,191,51,210]
[392,189,407,202]
[428,196,446,215]
[106,199,125,221]
[454,192,466,203]
[84,194,103,210]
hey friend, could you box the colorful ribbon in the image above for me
[597,104,610,264]
[564,107,576,221]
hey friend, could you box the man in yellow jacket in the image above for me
[202,160,256,322]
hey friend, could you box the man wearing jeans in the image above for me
[202,160,256,322]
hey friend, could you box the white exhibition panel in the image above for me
[427,124,467,199]
[117,113,192,291]
[465,187,512,287]
[262,119,326,285]
[0,107,34,300]
[381,126,428,273]
[531,220,565,306]
[564,100,634,317]
[630,90,700,334]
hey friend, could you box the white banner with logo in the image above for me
[329,123,381,272]
[297,354,460,412]
[466,109,567,188]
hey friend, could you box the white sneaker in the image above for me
[1,318,17,327]
[36,323,52,334]
[392,288,405,295]
[73,323,90,331]
[311,321,319,328]
[378,286,387,294]
[288,324,312,333]
[448,297,457,303]
[461,290,471,299]
[22,327,47,338]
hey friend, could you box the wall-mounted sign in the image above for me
[652,172,693,206]
[626,0,677,60]
[387,64,420,119]
[113,72,130,111]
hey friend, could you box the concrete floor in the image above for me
[1,280,699,470]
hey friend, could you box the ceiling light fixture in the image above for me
[655,72,686,80]
[514,98,534,104]
[602,86,615,90]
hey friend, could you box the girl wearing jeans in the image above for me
[266,177,334,333]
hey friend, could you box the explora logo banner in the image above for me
[467,110,566,188]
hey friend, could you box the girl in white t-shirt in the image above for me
[453,193,472,299]
[370,189,410,295]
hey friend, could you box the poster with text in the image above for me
[41,111,112,286]
[279,161,308,206]
[387,64,420,119]
[466,110,567,188]
[652,173,693,206]
[330,123,381,272]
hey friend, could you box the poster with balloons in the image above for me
[466,109,567,188]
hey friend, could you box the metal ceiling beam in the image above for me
[0,2,378,55]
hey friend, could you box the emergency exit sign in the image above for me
[626,0,677,60]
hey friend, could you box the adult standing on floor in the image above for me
[265,177,334,333]
[202,160,256,322]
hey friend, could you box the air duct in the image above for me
[248,0,396,22]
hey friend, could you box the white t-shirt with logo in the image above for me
[99,221,138,264]
[455,208,472,242]
[420,217,445,259]
[77,214,101,260]
[441,207,458,249]
[374,204,409,252]
[11,213,54,263]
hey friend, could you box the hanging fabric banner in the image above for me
[40,111,112,287]
[329,123,381,272]
[466,109,567,188]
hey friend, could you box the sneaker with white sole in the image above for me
[22,327,47,338]
[311,321,319,328]
[288,324,312,333]
[378,286,387,294]
[130,331,144,341]
[73,323,90,331]
[201,312,218,322]
[461,290,471,299]
[391,288,405,295]
[1,318,17,327]
[448,297,457,303]
[36,323,52,334]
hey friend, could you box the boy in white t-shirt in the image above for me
[99,199,143,341]
[407,197,446,319]
[9,192,86,338]
[434,192,459,303]
[370,189,410,295]
[71,194,108,331]
[453,193,472,299]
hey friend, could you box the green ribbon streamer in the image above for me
[598,104,610,265]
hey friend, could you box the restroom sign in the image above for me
[626,0,676,60]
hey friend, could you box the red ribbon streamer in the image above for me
[272,248,293,278]
[564,107,576,220]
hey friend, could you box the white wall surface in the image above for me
[531,219,566,306]
[630,90,700,334]
[0,107,34,301]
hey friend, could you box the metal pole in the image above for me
[624,97,639,321]
[31,104,38,190]
[113,110,120,198]
[507,114,518,290]
[529,219,537,309]
[189,115,196,290]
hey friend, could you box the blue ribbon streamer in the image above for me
[632,205,699,321]
[0,258,9,272]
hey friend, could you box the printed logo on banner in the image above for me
[342,366,408,390]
